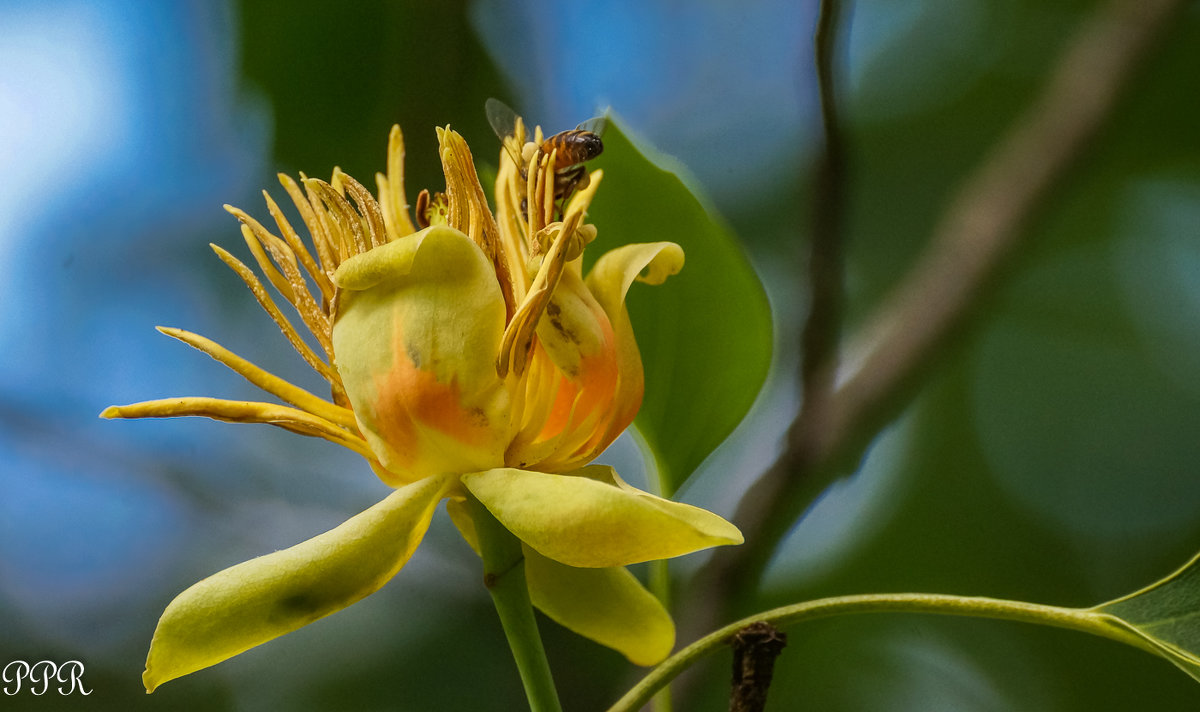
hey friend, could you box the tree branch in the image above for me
[800,0,847,400]
[729,622,788,712]
[684,0,1188,654]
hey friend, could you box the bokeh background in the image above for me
[2,0,1200,709]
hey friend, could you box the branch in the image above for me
[609,592,1161,712]
[729,622,788,712]
[800,0,847,399]
[686,0,1188,648]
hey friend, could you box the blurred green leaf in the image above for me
[586,118,772,494]
[238,0,504,192]
[1097,552,1200,682]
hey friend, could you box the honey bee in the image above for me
[485,98,605,215]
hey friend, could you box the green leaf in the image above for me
[586,117,772,493]
[1094,551,1200,681]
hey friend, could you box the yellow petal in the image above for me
[332,224,511,482]
[504,265,624,473]
[461,466,742,568]
[534,267,615,382]
[445,497,674,665]
[583,242,685,451]
[142,472,457,692]
[524,548,674,666]
[585,241,685,316]
[444,495,480,554]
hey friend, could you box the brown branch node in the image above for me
[729,621,789,712]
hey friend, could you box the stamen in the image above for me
[156,327,357,430]
[494,138,604,378]
[377,124,416,239]
[414,189,431,229]
[437,127,516,319]
[496,219,577,378]
[526,149,541,235]
[101,397,374,460]
[306,178,370,258]
[339,174,389,250]
[496,169,531,297]
[563,169,603,228]
[234,219,294,302]
[280,173,339,279]
[262,190,334,303]
[226,217,333,359]
[491,125,532,304]
[541,149,556,229]
[210,243,339,385]
[557,170,603,260]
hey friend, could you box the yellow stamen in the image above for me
[306,178,370,259]
[540,149,557,229]
[101,398,373,460]
[339,173,389,251]
[437,127,517,319]
[279,173,340,279]
[225,217,333,359]
[239,221,295,302]
[377,124,417,240]
[526,149,541,234]
[156,327,358,430]
[209,243,339,385]
[495,166,604,379]
[262,190,334,302]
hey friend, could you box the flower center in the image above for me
[433,123,605,380]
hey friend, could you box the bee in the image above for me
[485,98,605,216]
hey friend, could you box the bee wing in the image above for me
[485,98,526,168]
[485,98,520,142]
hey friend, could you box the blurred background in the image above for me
[2,0,1199,709]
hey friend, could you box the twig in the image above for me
[729,622,788,712]
[608,592,1162,712]
[672,5,849,698]
[800,0,847,400]
[685,0,1188,657]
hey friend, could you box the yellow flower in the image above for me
[105,115,742,692]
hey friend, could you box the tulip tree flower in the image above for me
[104,114,742,698]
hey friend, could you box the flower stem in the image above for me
[646,445,675,712]
[647,559,673,712]
[467,495,562,712]
[606,592,1160,712]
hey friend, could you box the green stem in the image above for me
[468,495,562,712]
[645,443,675,712]
[648,558,673,712]
[606,592,1159,712]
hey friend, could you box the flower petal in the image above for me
[534,267,616,383]
[583,242,685,451]
[524,548,674,666]
[504,266,624,473]
[587,242,686,307]
[332,224,511,483]
[445,496,674,665]
[461,465,742,568]
[142,472,457,692]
